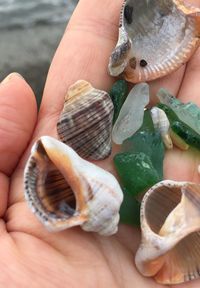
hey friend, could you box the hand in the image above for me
[0,0,200,287]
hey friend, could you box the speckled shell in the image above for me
[24,136,123,236]
[135,180,200,284]
[109,0,200,83]
[57,80,114,160]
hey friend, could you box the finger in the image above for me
[36,0,123,136]
[0,73,37,176]
[149,65,186,105]
[0,173,9,217]
[177,47,200,105]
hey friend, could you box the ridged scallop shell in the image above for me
[57,80,114,160]
[24,136,123,236]
[135,180,200,284]
[109,0,200,83]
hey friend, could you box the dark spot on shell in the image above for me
[124,5,133,25]
[140,59,148,67]
[59,201,75,216]
[129,57,137,69]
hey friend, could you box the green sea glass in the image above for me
[114,152,160,197]
[171,121,200,150]
[122,110,165,179]
[119,187,140,226]
[115,110,164,226]
[109,80,128,124]
[158,103,200,151]
[157,88,200,135]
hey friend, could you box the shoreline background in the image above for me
[0,0,78,105]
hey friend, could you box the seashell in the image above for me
[24,136,123,236]
[108,0,200,83]
[112,83,149,145]
[57,80,114,160]
[150,107,173,149]
[135,180,200,284]
[170,129,189,150]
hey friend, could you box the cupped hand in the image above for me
[0,0,200,287]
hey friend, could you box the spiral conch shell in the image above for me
[109,0,200,83]
[135,180,200,284]
[57,80,114,160]
[24,136,123,236]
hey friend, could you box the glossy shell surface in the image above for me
[24,136,123,236]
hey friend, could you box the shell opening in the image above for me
[26,140,78,220]
[145,184,181,234]
[139,182,200,283]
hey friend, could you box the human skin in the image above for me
[0,0,200,287]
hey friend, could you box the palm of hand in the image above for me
[0,0,200,287]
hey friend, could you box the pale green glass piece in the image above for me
[157,88,200,135]
[112,83,150,144]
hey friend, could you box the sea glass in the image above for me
[119,187,140,226]
[122,110,165,179]
[114,152,160,197]
[158,103,200,151]
[171,121,200,150]
[157,88,200,135]
[109,80,128,124]
[112,83,150,144]
[115,110,164,226]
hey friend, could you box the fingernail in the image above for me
[1,72,25,85]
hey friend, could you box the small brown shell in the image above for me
[57,80,114,160]
[135,180,200,284]
[109,0,200,83]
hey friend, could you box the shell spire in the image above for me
[24,136,123,236]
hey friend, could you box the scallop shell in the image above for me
[24,136,123,236]
[57,80,114,160]
[150,107,173,149]
[135,180,200,284]
[108,0,200,83]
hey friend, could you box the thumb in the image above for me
[0,73,37,217]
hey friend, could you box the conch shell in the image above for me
[109,0,200,83]
[135,180,200,284]
[57,80,114,160]
[24,136,123,236]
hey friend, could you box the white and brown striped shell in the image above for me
[108,0,200,83]
[57,80,114,160]
[24,136,123,236]
[150,107,173,149]
[135,180,200,284]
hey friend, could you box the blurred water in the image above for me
[0,0,78,29]
[0,0,79,103]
